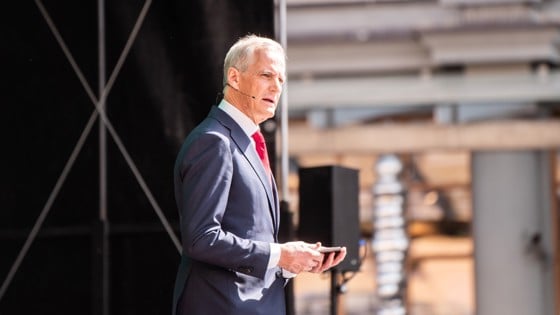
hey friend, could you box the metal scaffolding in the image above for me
[1,1,180,314]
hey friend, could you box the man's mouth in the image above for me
[262,97,275,104]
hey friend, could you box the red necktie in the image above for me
[251,130,272,176]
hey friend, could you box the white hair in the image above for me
[222,34,286,86]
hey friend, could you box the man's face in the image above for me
[234,48,285,124]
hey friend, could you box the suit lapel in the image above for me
[209,107,279,235]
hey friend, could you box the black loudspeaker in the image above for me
[298,166,361,272]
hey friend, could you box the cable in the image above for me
[336,238,369,293]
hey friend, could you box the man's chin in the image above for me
[261,109,276,120]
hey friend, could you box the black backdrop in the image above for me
[2,1,274,314]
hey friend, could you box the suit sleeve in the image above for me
[176,132,270,280]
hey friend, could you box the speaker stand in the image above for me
[329,269,342,315]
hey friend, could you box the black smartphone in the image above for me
[318,246,342,264]
[318,246,342,253]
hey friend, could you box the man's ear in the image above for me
[227,67,240,88]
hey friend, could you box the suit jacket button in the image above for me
[238,266,254,274]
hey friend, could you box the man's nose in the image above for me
[271,78,283,92]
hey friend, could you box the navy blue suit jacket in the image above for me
[172,106,285,315]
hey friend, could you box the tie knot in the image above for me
[251,130,265,145]
[252,131,266,159]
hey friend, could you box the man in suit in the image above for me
[172,35,346,315]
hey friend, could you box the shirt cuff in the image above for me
[282,269,297,278]
[268,243,297,279]
[268,243,281,269]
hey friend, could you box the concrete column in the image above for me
[472,150,556,315]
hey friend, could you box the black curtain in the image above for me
[1,1,274,314]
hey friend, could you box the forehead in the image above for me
[250,48,285,74]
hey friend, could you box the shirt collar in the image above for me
[218,99,259,137]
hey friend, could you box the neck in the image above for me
[224,92,259,125]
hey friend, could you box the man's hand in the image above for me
[313,246,347,273]
[277,241,323,274]
[278,241,347,274]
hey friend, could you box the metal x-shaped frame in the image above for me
[0,0,182,302]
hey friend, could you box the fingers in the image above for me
[294,241,321,250]
[332,247,347,266]
[315,247,347,273]
[297,246,347,274]
[278,242,324,274]
[288,259,321,274]
[286,241,322,256]
[319,252,335,272]
[278,242,348,274]
[309,265,321,273]
[309,256,324,273]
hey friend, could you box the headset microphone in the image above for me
[226,83,257,100]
